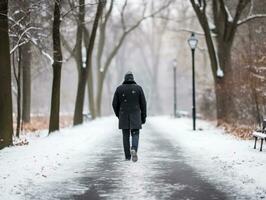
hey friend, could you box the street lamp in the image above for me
[173,59,177,118]
[188,32,198,131]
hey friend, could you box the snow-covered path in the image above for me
[21,123,231,200]
[1,116,265,200]
[70,124,230,200]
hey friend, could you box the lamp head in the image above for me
[188,32,198,50]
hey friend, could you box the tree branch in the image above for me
[190,0,218,78]
[237,14,266,26]
[101,0,173,74]
[218,0,232,22]
[232,0,249,26]
[227,0,249,40]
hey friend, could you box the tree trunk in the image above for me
[247,22,262,125]
[22,42,31,123]
[73,0,106,125]
[16,47,22,137]
[0,0,14,149]
[73,0,96,123]
[49,66,62,132]
[49,0,62,133]
[74,69,87,125]
[215,78,230,125]
[87,66,96,119]
[190,0,264,126]
[20,0,32,123]
[214,41,235,125]
[96,72,105,117]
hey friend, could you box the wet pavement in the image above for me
[70,125,230,200]
[25,124,235,200]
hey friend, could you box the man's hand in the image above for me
[142,117,146,124]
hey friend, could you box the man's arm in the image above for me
[139,87,147,124]
[112,89,120,118]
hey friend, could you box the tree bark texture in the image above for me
[20,0,32,123]
[22,42,31,123]
[96,71,105,117]
[74,68,87,125]
[87,65,96,119]
[0,0,14,149]
[73,0,86,124]
[16,47,22,137]
[49,0,62,133]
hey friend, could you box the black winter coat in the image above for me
[112,80,147,129]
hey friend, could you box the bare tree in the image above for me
[94,0,173,117]
[49,0,63,133]
[8,0,33,137]
[11,46,22,137]
[21,0,32,123]
[0,0,14,149]
[189,0,266,124]
[73,0,106,125]
[8,0,54,128]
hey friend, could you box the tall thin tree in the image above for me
[49,0,63,133]
[21,0,32,123]
[12,47,22,137]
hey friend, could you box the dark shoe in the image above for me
[125,157,131,161]
[131,149,138,162]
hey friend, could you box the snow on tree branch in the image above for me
[248,0,254,17]
[168,27,218,38]
[100,0,174,74]
[5,9,54,64]
[195,0,206,11]
[237,14,266,26]
[224,5,233,22]
[10,27,41,54]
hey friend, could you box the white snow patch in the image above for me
[41,51,54,64]
[0,117,116,200]
[208,20,216,30]
[149,116,266,199]
[224,6,233,22]
[216,67,224,77]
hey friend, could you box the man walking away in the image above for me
[112,71,147,162]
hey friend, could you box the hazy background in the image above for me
[25,0,215,119]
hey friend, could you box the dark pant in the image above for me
[122,129,139,159]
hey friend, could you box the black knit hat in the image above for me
[124,71,134,81]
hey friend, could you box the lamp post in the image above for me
[188,32,198,131]
[173,59,177,118]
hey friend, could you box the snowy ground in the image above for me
[0,117,115,200]
[150,116,266,199]
[0,116,265,199]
